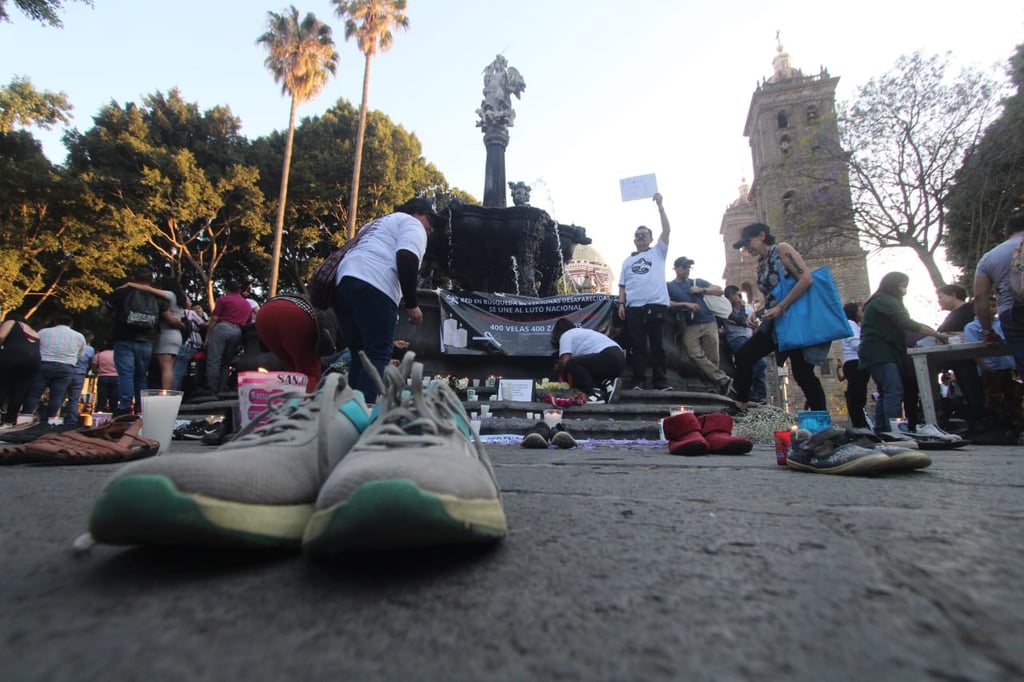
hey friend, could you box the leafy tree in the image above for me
[830,52,1003,288]
[248,98,469,294]
[64,90,270,309]
[0,130,143,319]
[257,6,339,297]
[0,76,72,133]
[0,0,91,26]
[332,0,409,239]
[945,42,1024,278]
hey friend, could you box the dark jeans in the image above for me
[727,335,767,401]
[565,347,626,394]
[870,362,904,432]
[842,359,871,429]
[999,304,1024,377]
[113,340,153,414]
[172,343,201,391]
[96,376,118,413]
[64,371,88,426]
[734,329,826,410]
[22,361,76,421]
[624,305,667,388]
[333,277,398,403]
[206,322,242,393]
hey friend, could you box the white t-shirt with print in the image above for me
[335,213,428,306]
[558,327,622,358]
[618,239,669,307]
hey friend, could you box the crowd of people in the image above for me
[2,199,1022,444]
[0,264,262,426]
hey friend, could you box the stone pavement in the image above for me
[1,439,1021,681]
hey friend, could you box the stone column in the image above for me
[482,128,509,208]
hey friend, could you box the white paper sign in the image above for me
[619,173,659,202]
[498,379,534,402]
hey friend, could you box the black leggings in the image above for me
[734,329,826,410]
[565,347,626,393]
[0,353,40,424]
[842,359,870,428]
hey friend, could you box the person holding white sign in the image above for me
[618,193,671,390]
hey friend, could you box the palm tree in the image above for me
[332,0,409,239]
[257,6,339,297]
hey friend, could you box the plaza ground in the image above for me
[1,440,1021,681]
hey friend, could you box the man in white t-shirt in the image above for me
[333,198,438,401]
[617,193,671,390]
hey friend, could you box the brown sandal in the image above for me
[21,416,159,465]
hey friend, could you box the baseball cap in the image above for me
[673,257,694,268]
[397,197,441,224]
[732,222,770,250]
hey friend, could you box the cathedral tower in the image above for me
[722,39,872,421]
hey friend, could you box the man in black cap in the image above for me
[329,198,438,401]
[667,256,732,394]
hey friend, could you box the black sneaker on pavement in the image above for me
[550,424,578,449]
[521,422,551,449]
[179,419,220,441]
[787,427,890,476]
[201,423,228,446]
[586,391,606,404]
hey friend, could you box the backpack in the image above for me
[120,288,160,330]
[308,249,346,310]
[308,218,382,309]
[1009,236,1024,302]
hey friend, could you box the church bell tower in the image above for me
[722,37,872,421]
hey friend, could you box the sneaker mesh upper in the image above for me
[314,353,503,509]
[99,374,368,505]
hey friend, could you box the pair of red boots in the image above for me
[663,412,752,456]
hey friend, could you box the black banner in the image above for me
[438,291,616,357]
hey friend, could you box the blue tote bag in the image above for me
[770,265,852,352]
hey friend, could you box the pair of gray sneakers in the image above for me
[87,352,507,555]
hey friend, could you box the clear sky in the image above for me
[2,0,1022,324]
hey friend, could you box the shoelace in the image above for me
[357,351,463,449]
[230,378,334,446]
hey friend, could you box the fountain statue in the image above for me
[388,55,609,377]
[477,55,526,208]
[419,56,592,299]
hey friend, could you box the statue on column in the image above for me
[476,55,526,133]
[478,55,526,208]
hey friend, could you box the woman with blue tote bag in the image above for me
[730,223,830,412]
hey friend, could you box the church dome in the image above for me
[569,244,607,264]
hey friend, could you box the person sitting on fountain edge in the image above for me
[618,193,672,391]
[551,317,626,404]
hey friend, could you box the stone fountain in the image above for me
[395,56,609,377]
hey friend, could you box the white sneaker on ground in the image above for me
[915,423,963,441]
